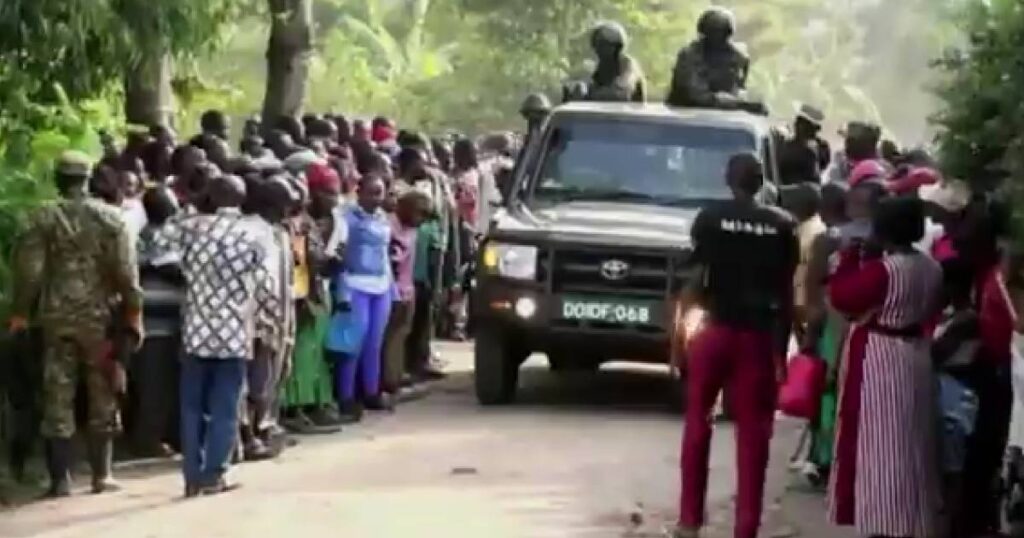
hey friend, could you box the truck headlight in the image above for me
[682,307,707,342]
[482,243,538,280]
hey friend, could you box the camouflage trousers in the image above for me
[41,330,121,439]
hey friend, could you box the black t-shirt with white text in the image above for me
[690,200,798,331]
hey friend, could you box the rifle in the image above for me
[105,304,138,396]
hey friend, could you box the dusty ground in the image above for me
[0,342,851,538]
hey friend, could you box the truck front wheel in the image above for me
[474,327,525,405]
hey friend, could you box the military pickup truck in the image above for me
[472,101,780,405]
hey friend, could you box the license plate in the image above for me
[560,297,654,324]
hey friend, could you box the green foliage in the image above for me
[0,0,247,107]
[181,0,960,140]
[933,0,1024,238]
[0,0,243,314]
[0,88,120,315]
[0,1,124,103]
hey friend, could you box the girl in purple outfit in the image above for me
[330,175,394,421]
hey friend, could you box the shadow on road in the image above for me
[439,357,683,417]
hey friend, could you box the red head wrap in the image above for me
[371,124,395,144]
[306,162,341,194]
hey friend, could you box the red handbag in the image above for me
[778,353,827,420]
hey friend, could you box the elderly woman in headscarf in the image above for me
[280,163,345,432]
[827,196,944,538]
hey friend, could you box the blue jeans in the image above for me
[180,355,246,488]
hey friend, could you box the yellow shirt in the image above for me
[292,234,310,300]
[794,215,826,309]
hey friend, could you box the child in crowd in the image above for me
[281,164,344,432]
[381,189,433,398]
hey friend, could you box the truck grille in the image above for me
[549,249,671,298]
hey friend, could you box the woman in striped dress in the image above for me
[827,197,944,538]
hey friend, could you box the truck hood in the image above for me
[491,201,698,250]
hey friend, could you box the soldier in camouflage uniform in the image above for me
[666,7,762,113]
[8,151,144,497]
[585,22,647,103]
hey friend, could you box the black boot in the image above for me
[304,407,343,433]
[337,401,364,424]
[87,435,120,494]
[364,393,394,412]
[44,439,72,498]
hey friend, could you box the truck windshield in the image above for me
[531,118,758,207]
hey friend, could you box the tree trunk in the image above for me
[261,0,313,126]
[124,53,174,127]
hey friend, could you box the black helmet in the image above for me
[697,7,735,38]
[590,21,628,50]
[520,93,552,119]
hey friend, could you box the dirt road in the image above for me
[0,342,847,538]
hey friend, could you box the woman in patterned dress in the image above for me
[827,196,944,538]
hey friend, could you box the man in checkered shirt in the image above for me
[153,173,281,497]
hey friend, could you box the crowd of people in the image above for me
[7,111,515,497]
[675,108,1018,538]
[3,22,1020,533]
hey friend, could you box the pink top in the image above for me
[389,214,418,303]
[931,234,958,262]
[886,167,940,196]
[848,159,887,187]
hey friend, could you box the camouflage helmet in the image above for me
[520,93,552,120]
[590,21,628,50]
[56,150,93,178]
[697,6,736,38]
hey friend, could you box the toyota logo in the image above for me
[600,259,630,281]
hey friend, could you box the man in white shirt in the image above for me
[152,174,281,496]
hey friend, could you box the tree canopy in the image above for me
[933,0,1024,237]
[187,0,960,141]
[0,0,243,109]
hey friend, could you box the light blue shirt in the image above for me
[338,205,393,296]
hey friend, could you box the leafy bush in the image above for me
[0,86,120,316]
[933,0,1024,242]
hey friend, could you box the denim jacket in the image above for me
[334,206,392,299]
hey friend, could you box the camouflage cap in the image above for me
[56,150,93,177]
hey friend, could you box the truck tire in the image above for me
[474,327,523,405]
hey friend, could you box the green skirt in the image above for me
[811,313,845,468]
[281,309,335,408]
